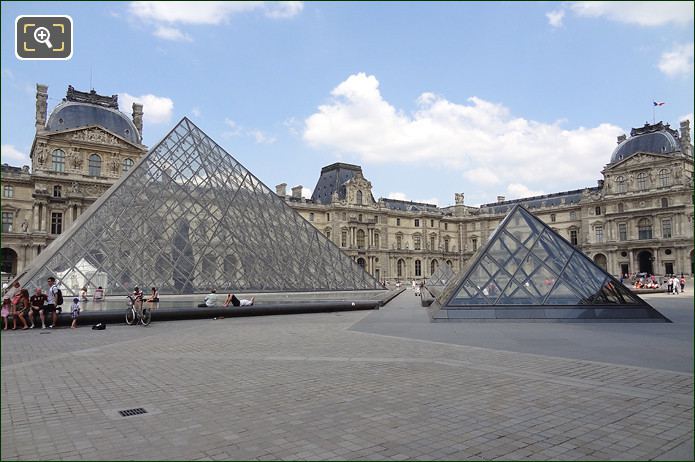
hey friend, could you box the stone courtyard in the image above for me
[1,290,692,461]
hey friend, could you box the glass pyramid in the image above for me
[426,264,456,297]
[434,205,669,321]
[17,118,384,296]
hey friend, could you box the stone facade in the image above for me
[283,122,694,283]
[1,84,147,280]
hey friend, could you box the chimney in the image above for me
[680,120,692,156]
[291,185,303,199]
[617,134,626,144]
[35,84,48,130]
[497,195,505,203]
[275,183,287,197]
[132,103,143,141]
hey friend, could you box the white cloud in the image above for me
[387,192,409,201]
[304,73,623,202]
[1,144,30,166]
[119,93,174,124]
[1,68,14,80]
[658,43,694,77]
[223,118,242,136]
[191,107,202,118]
[546,10,565,28]
[249,129,276,144]
[153,25,192,42]
[223,118,275,143]
[506,183,545,200]
[301,187,312,198]
[128,1,303,39]
[569,1,693,26]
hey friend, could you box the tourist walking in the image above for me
[1,297,10,330]
[667,276,673,294]
[70,298,80,329]
[46,277,62,328]
[680,275,686,292]
[29,288,47,329]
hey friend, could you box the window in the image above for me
[415,260,422,277]
[430,219,434,227]
[658,169,670,187]
[550,214,556,223]
[374,233,379,249]
[636,172,648,190]
[53,185,62,198]
[414,219,420,227]
[570,229,578,245]
[88,154,102,176]
[356,229,365,249]
[2,212,13,232]
[618,203,624,213]
[341,230,347,247]
[396,218,401,226]
[414,235,421,250]
[570,211,577,220]
[444,238,449,252]
[2,185,13,198]
[122,158,134,172]
[51,212,63,234]
[661,198,668,208]
[595,206,601,216]
[309,212,314,222]
[341,212,347,221]
[638,218,652,240]
[358,214,362,222]
[430,235,436,251]
[662,218,672,238]
[616,176,626,193]
[396,235,402,250]
[356,190,363,205]
[444,223,448,230]
[52,149,65,172]
[325,229,331,240]
[595,225,603,243]
[397,259,404,277]
[431,259,438,274]
[472,238,477,251]
[326,213,330,222]
[618,223,627,241]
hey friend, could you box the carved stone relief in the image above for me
[72,128,121,146]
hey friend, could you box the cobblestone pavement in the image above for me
[1,292,692,460]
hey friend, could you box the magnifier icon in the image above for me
[33,27,53,49]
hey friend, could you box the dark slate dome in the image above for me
[610,124,680,164]
[45,102,141,144]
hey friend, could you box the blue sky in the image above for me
[2,1,693,206]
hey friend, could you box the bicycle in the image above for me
[125,295,151,326]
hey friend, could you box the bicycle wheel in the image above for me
[140,308,151,326]
[125,307,137,325]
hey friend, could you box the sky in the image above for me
[2,1,693,207]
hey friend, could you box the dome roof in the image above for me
[45,102,141,144]
[610,125,680,164]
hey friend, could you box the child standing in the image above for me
[1,297,10,330]
[70,297,80,329]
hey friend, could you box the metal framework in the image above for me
[17,118,384,295]
[434,205,669,321]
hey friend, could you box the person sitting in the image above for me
[223,293,254,307]
[79,287,88,302]
[198,289,218,307]
[93,286,105,302]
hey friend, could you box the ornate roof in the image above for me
[610,122,681,164]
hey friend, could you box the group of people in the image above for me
[1,277,70,330]
[666,275,686,295]
[630,274,686,294]
[198,289,255,307]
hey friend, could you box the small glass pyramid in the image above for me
[17,118,384,295]
[433,205,669,321]
[426,264,456,297]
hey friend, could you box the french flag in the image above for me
[653,101,665,106]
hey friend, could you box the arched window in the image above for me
[444,238,450,252]
[430,235,436,250]
[638,218,652,240]
[617,203,624,213]
[661,197,668,208]
[430,259,438,275]
[397,259,405,277]
[636,172,648,190]
[616,175,626,193]
[341,230,348,247]
[52,149,65,172]
[413,235,421,250]
[374,233,379,249]
[356,258,366,269]
[446,260,453,268]
[658,169,670,187]
[356,190,363,205]
[53,185,62,198]
[122,158,134,172]
[396,234,402,250]
[415,259,421,277]
[88,154,102,176]
[356,229,365,248]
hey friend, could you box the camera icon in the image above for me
[15,15,72,60]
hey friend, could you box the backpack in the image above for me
[92,323,106,330]
[55,287,64,306]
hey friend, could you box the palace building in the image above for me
[282,120,694,282]
[1,85,147,280]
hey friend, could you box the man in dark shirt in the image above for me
[29,288,48,329]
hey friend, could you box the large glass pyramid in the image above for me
[433,205,669,322]
[17,118,384,296]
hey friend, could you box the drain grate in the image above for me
[118,407,148,417]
